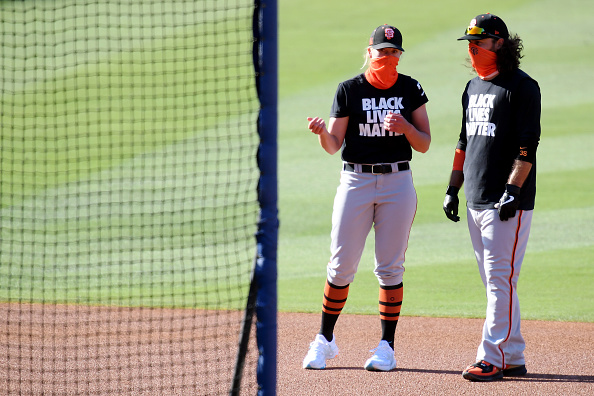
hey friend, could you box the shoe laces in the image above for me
[309,338,329,354]
[369,342,393,359]
[475,360,499,372]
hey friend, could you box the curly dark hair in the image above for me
[496,33,524,74]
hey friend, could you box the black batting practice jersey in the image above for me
[457,69,541,210]
[330,73,428,164]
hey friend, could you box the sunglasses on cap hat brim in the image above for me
[458,26,504,40]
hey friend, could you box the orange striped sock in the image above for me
[319,281,349,341]
[379,283,403,346]
[322,281,349,315]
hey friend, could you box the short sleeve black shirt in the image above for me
[330,73,428,164]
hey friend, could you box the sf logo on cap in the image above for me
[385,27,395,40]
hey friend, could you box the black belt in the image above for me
[343,162,410,174]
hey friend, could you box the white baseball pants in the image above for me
[326,166,417,288]
[467,207,533,368]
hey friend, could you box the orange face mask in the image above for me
[468,43,498,80]
[365,56,399,89]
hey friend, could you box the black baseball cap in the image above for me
[369,24,404,52]
[458,13,509,40]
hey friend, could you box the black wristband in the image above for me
[446,186,460,196]
[505,184,521,196]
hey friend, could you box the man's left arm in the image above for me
[496,78,541,221]
[507,159,532,188]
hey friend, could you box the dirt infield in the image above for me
[0,303,259,395]
[1,303,592,395]
[278,312,594,395]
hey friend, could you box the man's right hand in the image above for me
[443,186,460,222]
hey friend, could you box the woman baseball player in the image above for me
[443,13,541,381]
[302,24,431,371]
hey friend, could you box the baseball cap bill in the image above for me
[370,24,404,52]
[458,13,509,40]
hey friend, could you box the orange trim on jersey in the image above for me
[322,281,349,315]
[379,286,403,321]
[453,148,466,171]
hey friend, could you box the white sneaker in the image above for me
[302,334,339,369]
[364,340,397,371]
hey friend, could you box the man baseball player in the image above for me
[443,13,541,381]
[302,24,431,371]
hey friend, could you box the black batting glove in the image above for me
[443,186,460,222]
[496,184,521,221]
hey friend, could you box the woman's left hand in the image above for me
[383,112,413,136]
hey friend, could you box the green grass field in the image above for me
[0,1,259,310]
[277,0,594,322]
[0,0,592,322]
